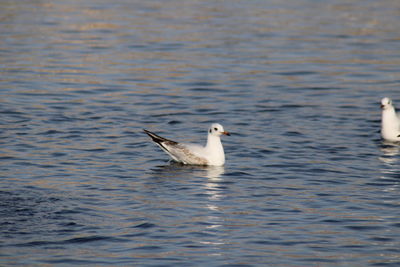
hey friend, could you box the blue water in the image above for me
[1,0,400,266]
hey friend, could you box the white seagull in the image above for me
[144,123,230,166]
[381,97,400,142]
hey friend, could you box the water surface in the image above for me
[1,0,400,266]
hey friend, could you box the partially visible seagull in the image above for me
[144,123,230,166]
[381,97,400,142]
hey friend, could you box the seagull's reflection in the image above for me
[199,165,225,249]
[203,165,224,208]
[151,162,226,249]
[151,162,224,179]
[378,141,400,192]
[152,162,225,201]
[379,141,400,165]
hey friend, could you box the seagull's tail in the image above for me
[143,129,176,145]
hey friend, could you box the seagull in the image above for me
[381,97,400,142]
[144,123,230,166]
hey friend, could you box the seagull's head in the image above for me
[209,123,230,137]
[381,97,393,110]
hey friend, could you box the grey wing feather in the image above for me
[165,144,208,165]
[144,129,207,165]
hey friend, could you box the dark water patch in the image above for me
[339,104,360,109]
[284,131,304,137]
[133,222,157,229]
[188,87,226,93]
[0,156,19,160]
[195,108,212,113]
[159,42,185,51]
[51,152,67,157]
[15,131,29,136]
[369,237,394,242]
[225,171,253,177]
[321,219,345,224]
[58,221,80,227]
[371,262,400,267]
[365,182,400,187]
[193,192,210,198]
[89,116,103,120]
[180,81,216,87]
[123,232,149,238]
[258,148,275,154]
[71,89,100,95]
[65,235,127,244]
[79,148,107,152]
[0,109,25,115]
[345,225,384,231]
[43,258,113,265]
[38,163,58,169]
[279,104,318,109]
[15,240,56,247]
[90,44,112,50]
[127,44,147,50]
[133,42,184,52]
[54,209,81,215]
[257,107,281,113]
[49,105,69,110]
[96,86,127,93]
[104,135,120,139]
[309,86,343,91]
[168,120,182,125]
[299,257,341,264]
[250,239,314,246]
[45,114,82,123]
[274,71,318,76]
[262,207,302,213]
[132,245,163,251]
[39,129,64,135]
[391,223,400,228]
[188,231,216,238]
[305,167,346,175]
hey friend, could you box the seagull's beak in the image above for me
[381,104,385,109]
[222,131,230,136]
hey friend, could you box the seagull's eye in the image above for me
[214,127,218,131]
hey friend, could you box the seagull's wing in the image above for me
[165,143,208,165]
[143,129,208,165]
[395,112,400,131]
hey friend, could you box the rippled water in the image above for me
[1,0,400,266]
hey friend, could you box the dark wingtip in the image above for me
[143,129,155,140]
[143,129,154,136]
[142,129,175,145]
